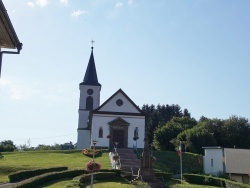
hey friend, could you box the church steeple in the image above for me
[80,46,101,86]
[77,42,101,149]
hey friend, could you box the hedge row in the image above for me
[79,172,117,183]
[183,174,250,188]
[8,166,68,182]
[154,172,173,180]
[99,169,121,176]
[12,169,86,188]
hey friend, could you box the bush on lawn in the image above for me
[13,169,86,188]
[79,172,116,183]
[183,174,250,188]
[99,169,121,176]
[8,166,68,182]
[154,172,173,180]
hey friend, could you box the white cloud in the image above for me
[27,2,34,8]
[115,2,123,9]
[128,0,133,5]
[0,78,39,100]
[36,0,49,7]
[60,0,69,5]
[0,78,10,86]
[71,10,88,18]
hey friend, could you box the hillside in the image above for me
[153,151,203,174]
[0,150,203,184]
[0,150,110,183]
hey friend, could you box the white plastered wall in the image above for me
[91,114,145,148]
[77,130,90,149]
[98,92,140,113]
[203,148,224,175]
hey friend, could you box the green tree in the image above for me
[153,116,197,151]
[177,126,217,154]
[0,140,16,152]
[220,116,250,148]
[142,104,192,144]
[153,122,183,150]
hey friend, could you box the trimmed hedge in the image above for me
[8,166,68,182]
[183,174,250,188]
[79,172,117,183]
[154,172,173,180]
[12,169,86,188]
[99,169,121,176]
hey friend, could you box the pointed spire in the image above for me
[80,45,101,86]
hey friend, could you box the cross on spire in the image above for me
[91,39,95,49]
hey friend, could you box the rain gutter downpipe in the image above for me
[0,42,22,78]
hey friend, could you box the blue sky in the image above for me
[0,0,250,147]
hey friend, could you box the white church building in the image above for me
[77,46,145,150]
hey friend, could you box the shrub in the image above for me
[225,180,250,188]
[183,174,224,186]
[154,172,173,180]
[183,174,250,188]
[85,160,101,172]
[99,169,121,176]
[79,172,116,183]
[8,166,68,182]
[13,169,86,188]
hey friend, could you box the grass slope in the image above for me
[0,150,204,186]
[0,150,111,183]
[153,151,203,173]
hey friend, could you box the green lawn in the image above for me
[0,150,218,187]
[0,150,111,183]
[38,177,133,188]
[165,179,219,188]
[153,151,203,173]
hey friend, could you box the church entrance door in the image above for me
[113,130,124,148]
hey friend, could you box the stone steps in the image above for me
[116,148,141,172]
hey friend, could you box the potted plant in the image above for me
[85,160,101,172]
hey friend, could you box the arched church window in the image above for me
[86,96,93,110]
[98,127,103,138]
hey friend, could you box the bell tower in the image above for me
[77,44,101,149]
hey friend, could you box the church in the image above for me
[76,46,145,150]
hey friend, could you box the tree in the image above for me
[183,108,191,118]
[60,142,74,150]
[220,116,250,148]
[153,116,197,151]
[153,122,183,150]
[142,104,192,144]
[0,140,16,152]
[177,126,217,154]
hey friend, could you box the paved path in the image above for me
[0,183,15,188]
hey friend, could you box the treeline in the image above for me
[0,140,75,152]
[142,104,250,154]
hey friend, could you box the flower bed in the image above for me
[82,148,101,157]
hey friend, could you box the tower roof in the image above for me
[80,47,101,86]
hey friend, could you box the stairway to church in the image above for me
[116,148,141,172]
[116,148,166,187]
